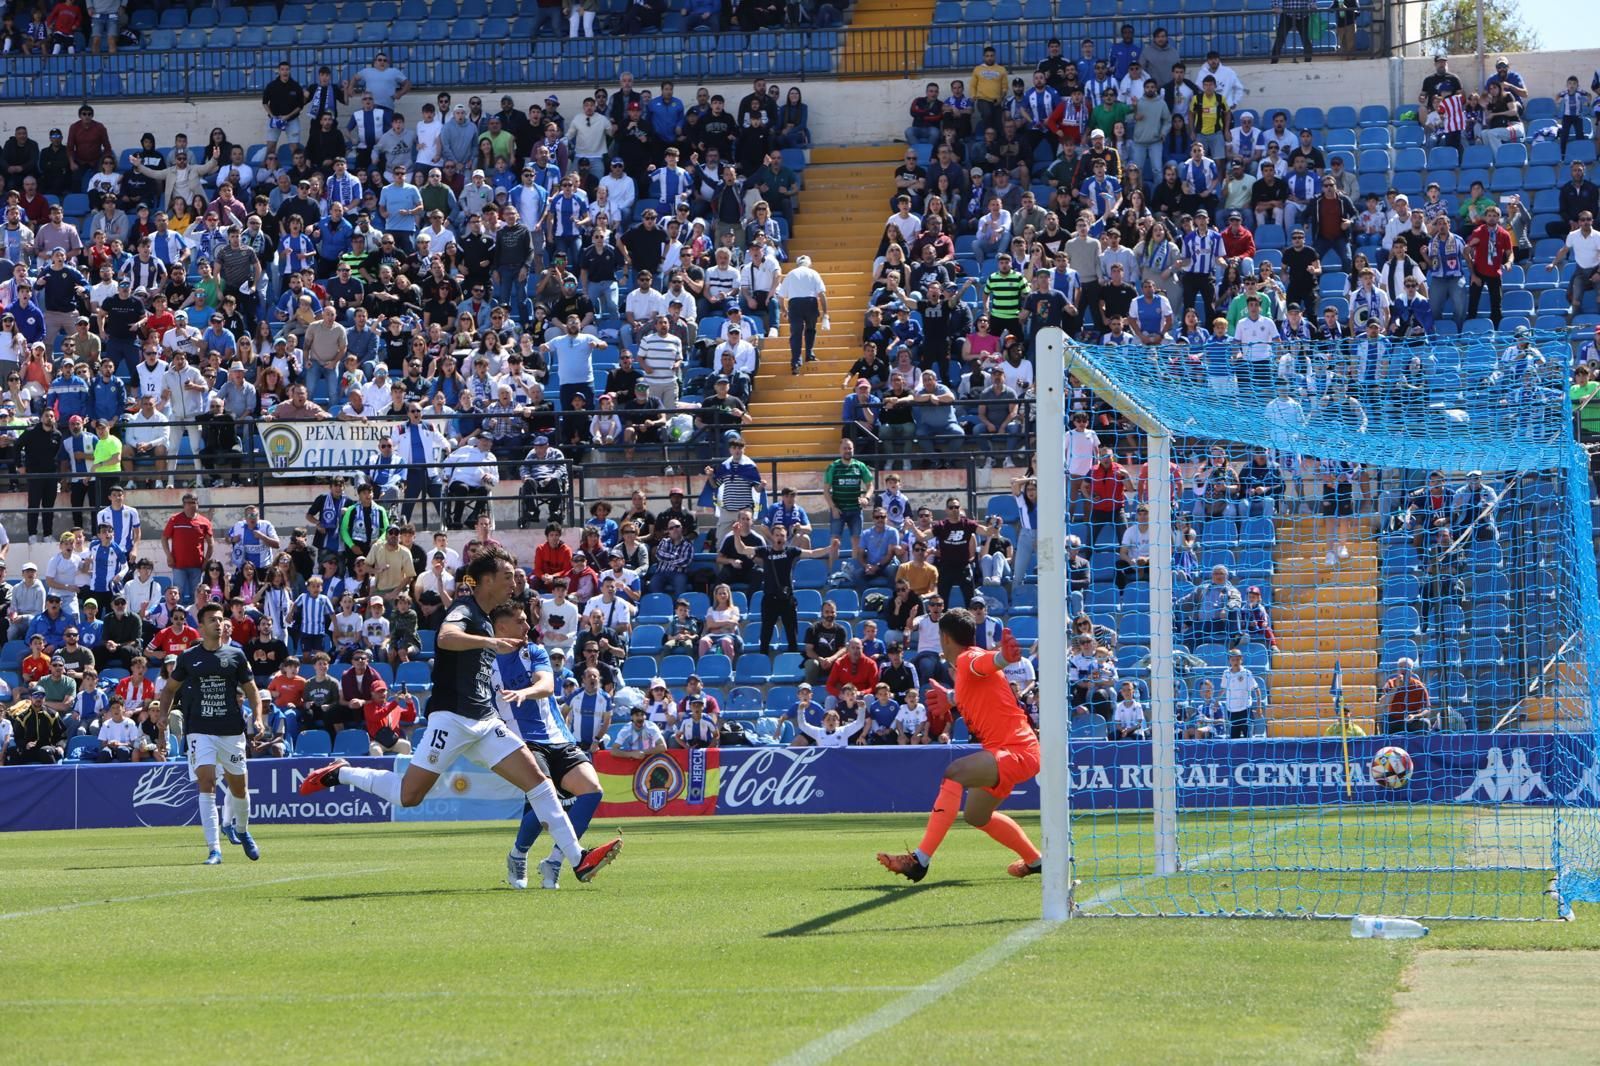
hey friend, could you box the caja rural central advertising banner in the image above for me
[2,735,1595,832]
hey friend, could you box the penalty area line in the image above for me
[0,866,396,921]
[779,815,1322,1065]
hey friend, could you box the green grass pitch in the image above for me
[4,811,1596,1065]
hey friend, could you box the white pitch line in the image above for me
[0,866,395,921]
[778,814,1322,1066]
[10,986,923,1010]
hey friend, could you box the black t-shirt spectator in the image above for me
[20,423,64,472]
[879,660,919,698]
[699,114,737,160]
[579,244,625,284]
[753,542,799,598]
[262,77,307,119]
[100,293,147,340]
[1097,282,1137,321]
[931,517,978,571]
[803,619,847,661]
[720,529,765,584]
[622,224,669,276]
[698,394,747,433]
[1281,242,1319,303]
[1023,289,1068,328]
[246,637,289,681]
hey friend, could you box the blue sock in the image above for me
[512,801,542,858]
[568,791,601,838]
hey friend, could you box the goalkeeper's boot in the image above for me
[298,759,349,795]
[238,831,260,862]
[877,851,929,882]
[538,856,562,890]
[204,848,223,866]
[506,851,529,890]
[573,837,623,883]
[1008,857,1043,878]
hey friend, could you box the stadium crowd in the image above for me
[4,23,1600,761]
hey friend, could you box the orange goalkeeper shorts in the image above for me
[981,741,1041,800]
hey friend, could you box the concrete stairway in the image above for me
[740,144,901,466]
[1265,514,1380,736]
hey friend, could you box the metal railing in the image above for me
[0,401,1038,538]
[11,3,1401,104]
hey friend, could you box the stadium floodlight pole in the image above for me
[1061,341,1178,877]
[1035,327,1072,921]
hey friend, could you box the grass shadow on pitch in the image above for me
[766,881,976,939]
[298,888,503,903]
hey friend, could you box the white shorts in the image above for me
[187,733,247,780]
[414,710,524,774]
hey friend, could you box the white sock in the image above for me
[228,791,250,833]
[197,791,220,849]
[526,781,583,867]
[217,795,233,829]
[340,766,403,806]
[544,844,562,865]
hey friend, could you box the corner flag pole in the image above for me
[1333,660,1351,798]
[1035,327,1072,922]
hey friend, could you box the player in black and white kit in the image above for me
[299,546,622,884]
[155,601,265,865]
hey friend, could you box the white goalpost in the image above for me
[1036,329,1177,922]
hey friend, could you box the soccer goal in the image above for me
[1033,326,1600,922]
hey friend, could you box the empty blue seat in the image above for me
[1358,104,1390,126]
[1382,605,1421,636]
[1461,144,1493,169]
[1393,147,1427,172]
[296,729,332,757]
[1427,145,1460,170]
[695,655,732,686]
[1492,143,1527,168]
[333,729,372,756]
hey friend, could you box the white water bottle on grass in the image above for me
[1351,915,1429,939]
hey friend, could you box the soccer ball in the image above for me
[1371,746,1414,789]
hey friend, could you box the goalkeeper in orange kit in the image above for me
[878,607,1043,882]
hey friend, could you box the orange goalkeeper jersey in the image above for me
[954,646,1037,751]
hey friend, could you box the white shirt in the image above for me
[740,256,780,294]
[777,265,826,299]
[599,172,636,217]
[1112,698,1147,734]
[444,443,497,487]
[716,339,758,376]
[998,358,1034,397]
[44,551,83,611]
[125,410,170,449]
[624,287,667,324]
[1121,523,1151,559]
[122,576,160,619]
[912,613,942,654]
[1233,314,1279,362]
[414,117,444,166]
[161,364,209,419]
[797,715,865,748]
[99,717,143,747]
[541,597,581,650]
[1202,61,1246,107]
[893,703,927,735]
[704,265,741,302]
[1565,227,1600,270]
[1065,426,1100,476]
[885,212,922,245]
[1219,666,1258,712]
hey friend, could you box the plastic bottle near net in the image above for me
[1350,915,1429,939]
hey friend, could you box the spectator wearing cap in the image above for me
[707,431,765,544]
[8,686,65,764]
[783,682,825,744]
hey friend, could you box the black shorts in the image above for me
[526,740,592,798]
[1321,481,1354,517]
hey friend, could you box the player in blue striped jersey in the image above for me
[491,601,604,891]
[563,668,615,751]
[82,524,128,604]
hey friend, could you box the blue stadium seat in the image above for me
[1357,148,1391,173]
[793,559,828,589]
[1492,143,1527,168]
[63,736,101,763]
[1461,144,1493,169]
[1393,147,1426,172]
[1427,145,1460,170]
[296,729,333,757]
[695,655,732,686]
[333,730,372,757]
[1357,104,1390,127]
[631,625,664,655]
[1383,574,1421,604]
[1325,106,1358,128]
[1324,126,1357,149]
[1357,127,1391,148]
[1292,106,1324,131]
[824,588,860,618]
[1528,139,1562,167]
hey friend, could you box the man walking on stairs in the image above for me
[777,254,829,373]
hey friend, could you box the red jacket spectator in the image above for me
[364,692,420,741]
[1088,456,1129,516]
[532,537,573,589]
[826,647,881,699]
[163,504,214,572]
[1221,220,1256,260]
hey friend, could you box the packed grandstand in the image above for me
[2,5,1599,767]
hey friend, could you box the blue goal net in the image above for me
[1054,326,1599,921]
